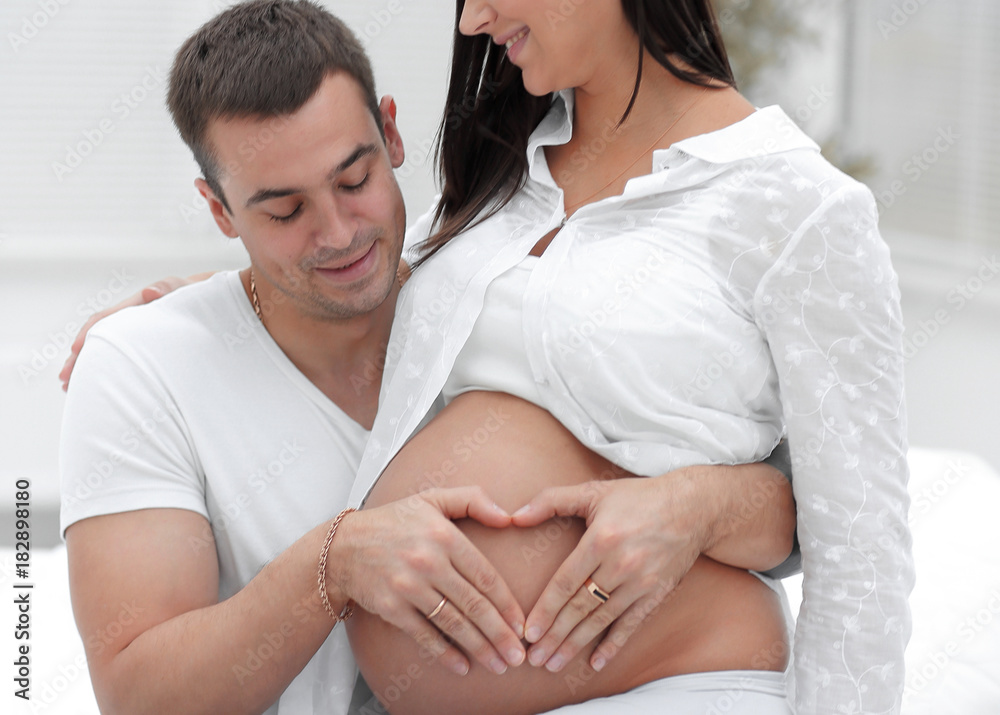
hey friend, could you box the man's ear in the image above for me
[194,178,239,238]
[379,95,405,169]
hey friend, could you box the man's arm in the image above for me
[696,460,796,573]
[67,508,336,714]
[69,487,528,715]
[759,440,802,578]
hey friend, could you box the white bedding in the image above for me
[4,447,998,714]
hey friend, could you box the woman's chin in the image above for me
[517,69,560,98]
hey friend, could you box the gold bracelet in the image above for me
[317,507,357,624]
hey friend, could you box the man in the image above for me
[60,2,795,713]
[61,4,527,713]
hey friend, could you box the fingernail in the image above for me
[490,658,507,675]
[545,654,565,673]
[525,626,541,642]
[492,502,509,515]
[507,647,525,666]
[512,505,531,518]
[528,648,546,667]
[451,660,469,676]
[513,621,524,639]
[592,655,606,672]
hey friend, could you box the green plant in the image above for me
[715,0,816,96]
[715,0,870,178]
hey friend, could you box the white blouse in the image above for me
[350,91,914,715]
[442,255,542,406]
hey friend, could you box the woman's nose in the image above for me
[458,0,496,37]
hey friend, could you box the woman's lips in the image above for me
[504,27,529,62]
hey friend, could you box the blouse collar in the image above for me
[526,88,820,186]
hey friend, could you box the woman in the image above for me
[345,1,912,714]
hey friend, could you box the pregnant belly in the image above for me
[346,392,788,714]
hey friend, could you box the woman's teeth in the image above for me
[506,28,528,50]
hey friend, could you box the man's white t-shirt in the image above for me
[60,270,367,715]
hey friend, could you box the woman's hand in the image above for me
[510,464,793,673]
[336,487,527,676]
[59,272,215,390]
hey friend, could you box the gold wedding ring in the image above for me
[584,577,611,604]
[426,596,448,620]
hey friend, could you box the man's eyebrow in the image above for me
[245,187,300,208]
[244,143,380,208]
[327,143,379,183]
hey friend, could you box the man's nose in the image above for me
[313,195,356,250]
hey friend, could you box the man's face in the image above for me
[200,72,406,321]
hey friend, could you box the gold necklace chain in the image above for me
[564,86,709,216]
[250,269,263,321]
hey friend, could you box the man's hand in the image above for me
[335,487,527,676]
[508,476,702,674]
[510,464,793,674]
[60,273,214,390]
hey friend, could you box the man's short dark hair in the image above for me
[168,0,380,211]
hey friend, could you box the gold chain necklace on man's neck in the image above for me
[564,86,710,216]
[249,269,264,322]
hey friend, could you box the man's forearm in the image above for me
[94,521,339,715]
[693,462,796,572]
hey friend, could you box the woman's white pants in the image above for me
[539,670,791,714]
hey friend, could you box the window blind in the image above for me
[855,0,1000,248]
[0,0,453,253]
[4,2,994,252]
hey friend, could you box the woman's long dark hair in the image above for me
[416,0,736,264]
